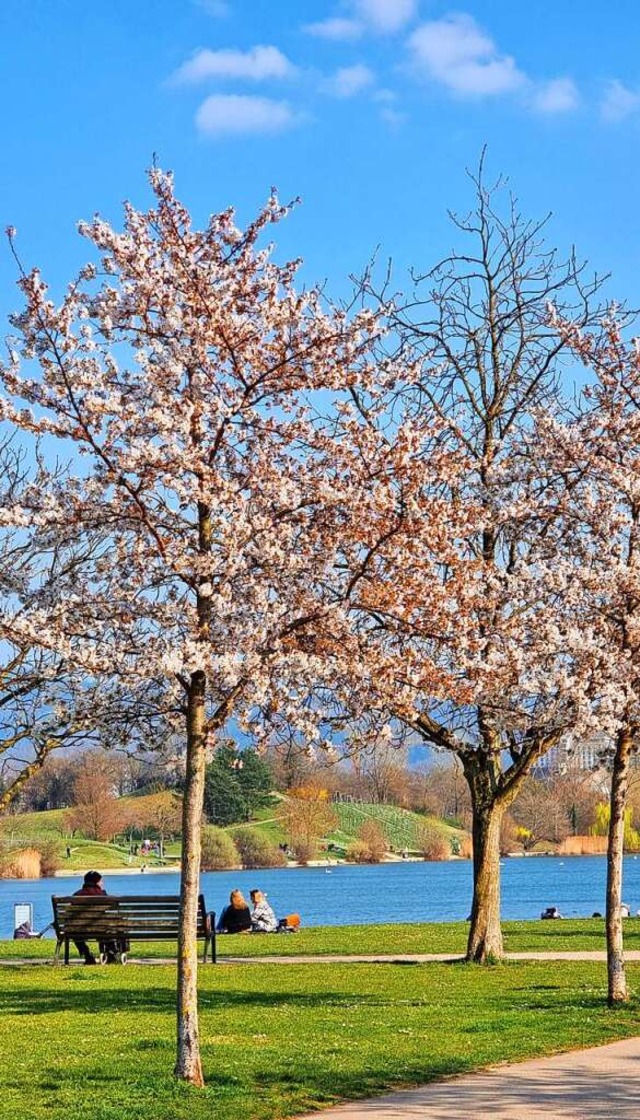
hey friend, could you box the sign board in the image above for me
[13,902,32,930]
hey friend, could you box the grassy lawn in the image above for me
[0,957,639,1120]
[231,802,288,847]
[3,918,640,961]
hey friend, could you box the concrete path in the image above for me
[294,1037,640,1120]
[218,950,640,965]
[5,950,640,966]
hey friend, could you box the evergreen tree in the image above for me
[204,744,272,826]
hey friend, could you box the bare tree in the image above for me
[65,752,126,841]
[510,777,570,849]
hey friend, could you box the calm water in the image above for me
[3,855,640,939]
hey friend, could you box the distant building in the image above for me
[533,734,607,776]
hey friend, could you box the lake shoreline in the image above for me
[5,847,623,880]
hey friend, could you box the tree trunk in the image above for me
[174,671,207,1086]
[460,736,538,962]
[466,795,504,961]
[606,726,633,1006]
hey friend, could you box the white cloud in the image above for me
[601,80,640,122]
[304,1,416,38]
[172,45,295,85]
[530,78,580,114]
[380,106,406,127]
[196,0,230,15]
[324,63,375,98]
[354,0,417,33]
[304,17,362,41]
[373,88,398,103]
[408,14,526,97]
[195,94,301,136]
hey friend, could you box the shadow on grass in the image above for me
[33,1048,476,1105]
[249,1057,473,1099]
[0,984,393,1017]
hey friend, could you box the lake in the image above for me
[3,854,640,938]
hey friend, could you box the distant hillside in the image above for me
[0,791,183,872]
[1,791,469,873]
[329,801,466,854]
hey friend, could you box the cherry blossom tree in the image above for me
[0,438,105,808]
[0,170,386,1085]
[322,168,605,962]
[540,310,640,1005]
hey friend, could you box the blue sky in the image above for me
[2,0,640,322]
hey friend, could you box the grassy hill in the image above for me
[1,791,468,874]
[329,801,465,855]
[225,796,468,858]
[0,791,183,872]
[243,796,467,857]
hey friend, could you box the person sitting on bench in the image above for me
[73,870,120,964]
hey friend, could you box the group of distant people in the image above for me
[216,888,299,934]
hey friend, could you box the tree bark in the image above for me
[606,726,633,1006]
[174,671,207,1086]
[466,793,505,961]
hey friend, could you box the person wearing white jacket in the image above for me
[250,889,277,933]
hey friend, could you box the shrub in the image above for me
[231,827,286,869]
[357,820,387,862]
[279,792,337,865]
[415,823,450,861]
[500,812,520,856]
[200,827,241,871]
[345,840,372,864]
[345,821,388,864]
[0,847,41,879]
[290,838,316,865]
[38,840,62,877]
[558,834,608,855]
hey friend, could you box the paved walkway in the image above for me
[218,950,640,965]
[5,950,640,965]
[294,1037,640,1120]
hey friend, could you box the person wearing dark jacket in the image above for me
[73,870,119,964]
[216,889,252,933]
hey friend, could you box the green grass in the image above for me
[230,802,288,847]
[1,795,288,869]
[0,797,182,870]
[58,840,160,870]
[330,802,464,852]
[0,807,67,839]
[4,918,640,961]
[1,836,171,872]
[0,957,639,1120]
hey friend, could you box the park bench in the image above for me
[51,893,215,964]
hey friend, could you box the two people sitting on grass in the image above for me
[217,888,299,934]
